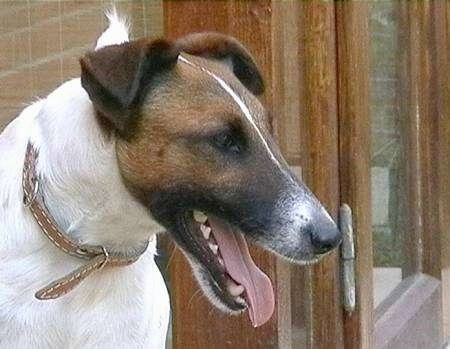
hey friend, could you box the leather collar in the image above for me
[22,142,149,300]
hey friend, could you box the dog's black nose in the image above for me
[310,218,342,255]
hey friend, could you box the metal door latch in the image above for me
[340,203,356,313]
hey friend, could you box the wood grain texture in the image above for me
[397,1,422,278]
[397,1,444,280]
[255,3,344,348]
[296,3,343,349]
[335,2,373,349]
[432,1,450,343]
[270,5,303,345]
[271,3,307,347]
[420,1,448,280]
[431,1,450,341]
[397,0,446,304]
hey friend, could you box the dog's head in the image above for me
[80,33,341,327]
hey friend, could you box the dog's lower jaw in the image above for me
[188,258,247,316]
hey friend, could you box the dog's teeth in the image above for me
[200,224,211,239]
[208,243,218,254]
[229,285,245,297]
[226,280,245,297]
[193,210,208,223]
[218,257,225,267]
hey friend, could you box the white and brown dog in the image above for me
[0,12,341,348]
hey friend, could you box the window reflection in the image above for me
[370,1,403,307]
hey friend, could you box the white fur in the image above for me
[0,14,169,348]
[95,8,130,50]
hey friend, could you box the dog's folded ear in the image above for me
[80,39,179,135]
[175,32,264,96]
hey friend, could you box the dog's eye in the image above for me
[211,132,241,154]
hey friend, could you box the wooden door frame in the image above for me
[371,2,449,347]
[293,2,343,348]
[336,2,373,348]
[435,2,450,341]
[337,2,449,347]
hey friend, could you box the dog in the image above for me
[0,12,341,348]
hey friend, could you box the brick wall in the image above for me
[0,0,163,130]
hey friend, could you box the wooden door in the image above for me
[163,1,450,348]
[338,1,449,348]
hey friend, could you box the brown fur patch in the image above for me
[175,32,264,95]
[115,55,271,201]
[80,38,178,136]
[79,33,271,200]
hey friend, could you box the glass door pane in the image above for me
[370,1,447,346]
[370,1,404,307]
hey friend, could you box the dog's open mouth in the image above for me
[180,210,275,327]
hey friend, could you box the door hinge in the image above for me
[340,203,356,313]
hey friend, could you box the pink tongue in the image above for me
[208,218,275,327]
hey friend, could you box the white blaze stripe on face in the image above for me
[178,55,291,178]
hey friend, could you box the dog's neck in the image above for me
[29,78,163,252]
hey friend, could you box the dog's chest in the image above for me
[0,252,170,348]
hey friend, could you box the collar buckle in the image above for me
[98,246,110,271]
